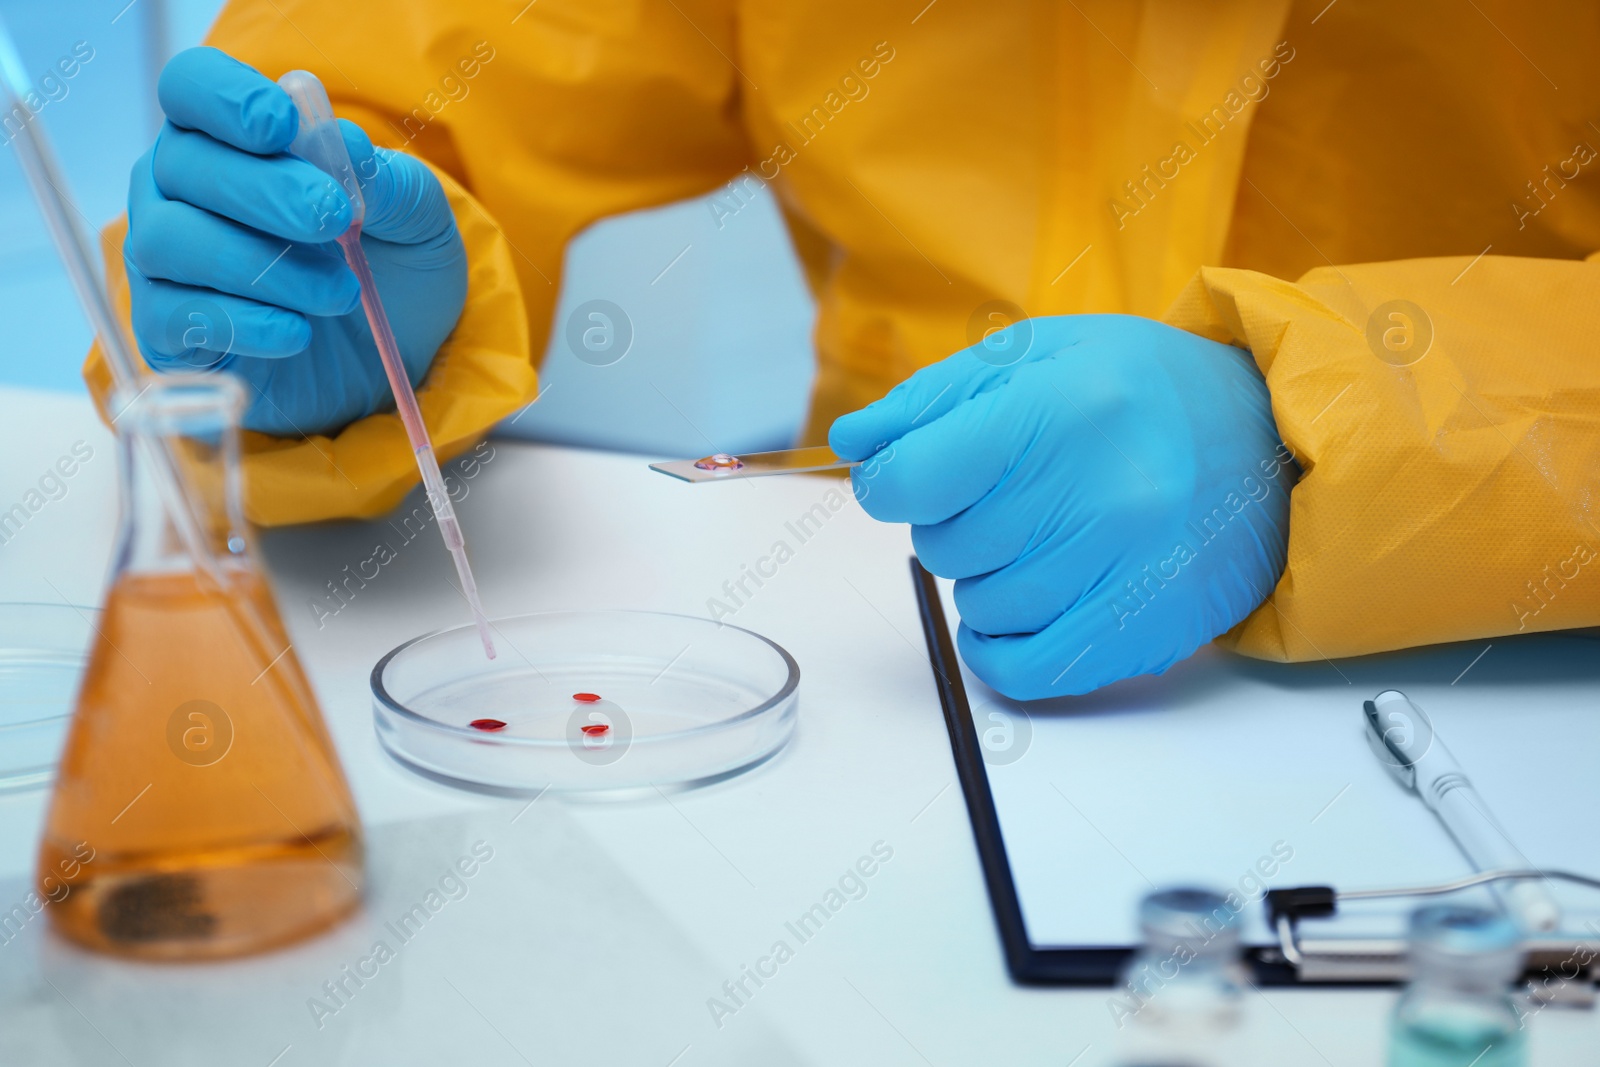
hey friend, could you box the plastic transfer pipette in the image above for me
[279,70,496,659]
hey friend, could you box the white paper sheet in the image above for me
[936,580,1600,949]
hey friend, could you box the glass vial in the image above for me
[37,375,364,959]
[1389,904,1526,1067]
[1110,887,1249,1067]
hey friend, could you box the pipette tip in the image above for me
[474,615,498,660]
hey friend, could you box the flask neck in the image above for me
[112,376,249,579]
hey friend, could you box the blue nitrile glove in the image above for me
[830,314,1297,700]
[124,47,467,437]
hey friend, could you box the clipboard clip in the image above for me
[1265,869,1600,986]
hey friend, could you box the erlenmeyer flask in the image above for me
[38,375,363,960]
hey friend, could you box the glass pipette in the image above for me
[0,18,334,717]
[0,19,241,593]
[279,70,496,660]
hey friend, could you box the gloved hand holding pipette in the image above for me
[124,47,467,437]
[119,47,494,656]
[273,67,496,659]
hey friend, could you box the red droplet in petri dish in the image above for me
[580,723,610,736]
[572,692,601,703]
[469,718,507,732]
[693,452,744,471]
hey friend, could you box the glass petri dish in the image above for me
[0,603,96,792]
[372,611,799,794]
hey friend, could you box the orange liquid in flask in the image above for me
[39,568,363,960]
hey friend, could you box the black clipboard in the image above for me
[909,557,1301,987]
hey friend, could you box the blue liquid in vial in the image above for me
[1389,1011,1524,1067]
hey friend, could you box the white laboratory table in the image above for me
[0,384,1594,1067]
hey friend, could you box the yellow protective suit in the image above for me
[87,0,1600,661]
